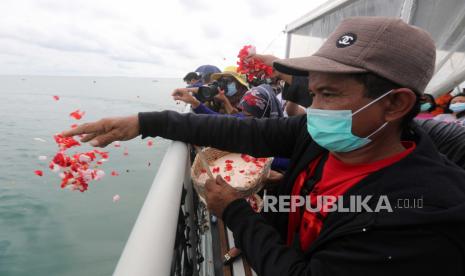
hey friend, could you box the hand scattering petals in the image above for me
[237,45,273,83]
[48,127,109,192]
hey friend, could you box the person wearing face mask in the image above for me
[416,93,437,119]
[62,17,465,276]
[434,93,465,124]
[209,66,249,114]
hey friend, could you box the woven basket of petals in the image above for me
[191,147,273,204]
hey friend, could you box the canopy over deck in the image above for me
[285,0,465,96]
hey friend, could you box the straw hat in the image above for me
[211,66,249,88]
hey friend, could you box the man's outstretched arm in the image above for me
[62,110,307,158]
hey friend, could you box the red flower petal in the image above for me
[53,95,60,101]
[69,109,85,120]
[34,170,43,176]
[111,171,119,176]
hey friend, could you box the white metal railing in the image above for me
[113,140,190,276]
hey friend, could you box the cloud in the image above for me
[0,0,327,77]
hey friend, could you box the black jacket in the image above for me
[139,111,465,276]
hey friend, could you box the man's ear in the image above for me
[383,88,418,122]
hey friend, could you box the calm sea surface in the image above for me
[0,75,184,276]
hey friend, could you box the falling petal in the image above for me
[53,95,60,101]
[147,140,153,147]
[33,138,47,143]
[94,170,105,180]
[111,170,119,176]
[38,155,48,161]
[113,141,121,148]
[69,109,85,120]
[34,170,43,176]
[112,194,121,202]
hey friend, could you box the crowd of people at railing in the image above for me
[173,54,465,174]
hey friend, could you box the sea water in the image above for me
[0,75,184,276]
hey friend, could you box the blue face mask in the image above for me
[226,82,237,96]
[449,102,465,113]
[306,90,392,153]
[420,102,432,112]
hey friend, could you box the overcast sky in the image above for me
[0,0,327,77]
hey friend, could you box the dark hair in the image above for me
[183,72,200,82]
[349,73,420,131]
[422,93,437,112]
[202,73,213,84]
[446,93,465,118]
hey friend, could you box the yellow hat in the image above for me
[211,66,249,89]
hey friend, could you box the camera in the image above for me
[196,79,229,102]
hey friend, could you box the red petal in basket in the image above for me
[241,154,253,163]
[224,176,231,182]
[225,164,233,171]
[212,167,220,173]
[34,170,43,176]
[225,160,234,163]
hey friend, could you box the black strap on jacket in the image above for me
[300,153,328,198]
[299,153,329,220]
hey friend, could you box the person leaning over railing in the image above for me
[172,83,290,173]
[62,17,465,276]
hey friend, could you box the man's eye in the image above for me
[322,92,335,97]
